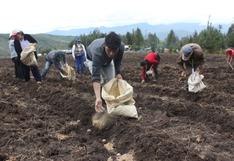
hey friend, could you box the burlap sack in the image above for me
[102,78,138,118]
[60,64,76,81]
[20,43,38,66]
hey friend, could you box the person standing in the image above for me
[14,31,42,83]
[8,30,24,79]
[72,38,86,75]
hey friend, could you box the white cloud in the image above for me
[1,0,233,33]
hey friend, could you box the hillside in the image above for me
[0,34,74,58]
[48,22,230,40]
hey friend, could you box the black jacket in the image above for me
[14,34,38,58]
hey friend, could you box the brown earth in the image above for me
[0,53,234,161]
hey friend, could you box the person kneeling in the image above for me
[140,50,160,83]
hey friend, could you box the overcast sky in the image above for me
[1,0,233,33]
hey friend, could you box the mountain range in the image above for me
[0,22,231,58]
[48,22,230,40]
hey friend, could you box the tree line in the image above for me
[69,23,234,53]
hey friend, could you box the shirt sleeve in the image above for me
[177,53,184,66]
[72,45,75,59]
[114,45,124,75]
[82,44,87,60]
[8,41,17,58]
[92,54,102,82]
[26,34,37,43]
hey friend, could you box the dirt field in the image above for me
[0,53,234,161]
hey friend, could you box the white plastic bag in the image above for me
[20,43,38,66]
[102,78,138,118]
[146,69,153,75]
[188,69,206,93]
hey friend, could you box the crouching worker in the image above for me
[225,48,234,70]
[85,32,125,112]
[41,50,67,79]
[140,49,160,83]
[177,43,204,80]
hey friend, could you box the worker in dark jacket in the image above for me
[14,31,41,82]
[85,32,124,112]
[177,43,204,80]
[41,50,67,79]
[140,49,160,83]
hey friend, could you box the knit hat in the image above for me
[182,46,193,61]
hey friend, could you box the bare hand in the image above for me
[181,71,187,77]
[116,74,123,79]
[95,98,104,113]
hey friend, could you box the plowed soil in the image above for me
[0,53,233,161]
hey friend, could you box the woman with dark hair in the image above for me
[14,31,42,83]
[8,30,24,79]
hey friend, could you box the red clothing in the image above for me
[144,52,159,64]
[225,49,234,57]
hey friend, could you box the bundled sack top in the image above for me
[187,69,206,93]
[20,43,38,66]
[60,63,76,81]
[102,78,138,118]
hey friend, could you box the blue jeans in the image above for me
[75,54,86,74]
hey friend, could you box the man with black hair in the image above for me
[86,32,125,112]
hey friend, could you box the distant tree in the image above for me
[226,24,234,47]
[179,31,199,48]
[132,28,144,50]
[198,24,225,53]
[166,30,179,52]
[68,29,106,48]
[125,32,133,45]
[146,33,159,51]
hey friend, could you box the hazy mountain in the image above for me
[0,34,74,58]
[48,22,230,40]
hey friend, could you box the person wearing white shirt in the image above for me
[72,38,87,75]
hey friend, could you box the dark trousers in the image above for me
[12,57,25,79]
[75,54,86,74]
[22,64,42,81]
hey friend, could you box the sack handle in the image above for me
[191,59,195,73]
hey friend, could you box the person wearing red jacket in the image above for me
[225,48,234,70]
[140,50,160,83]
